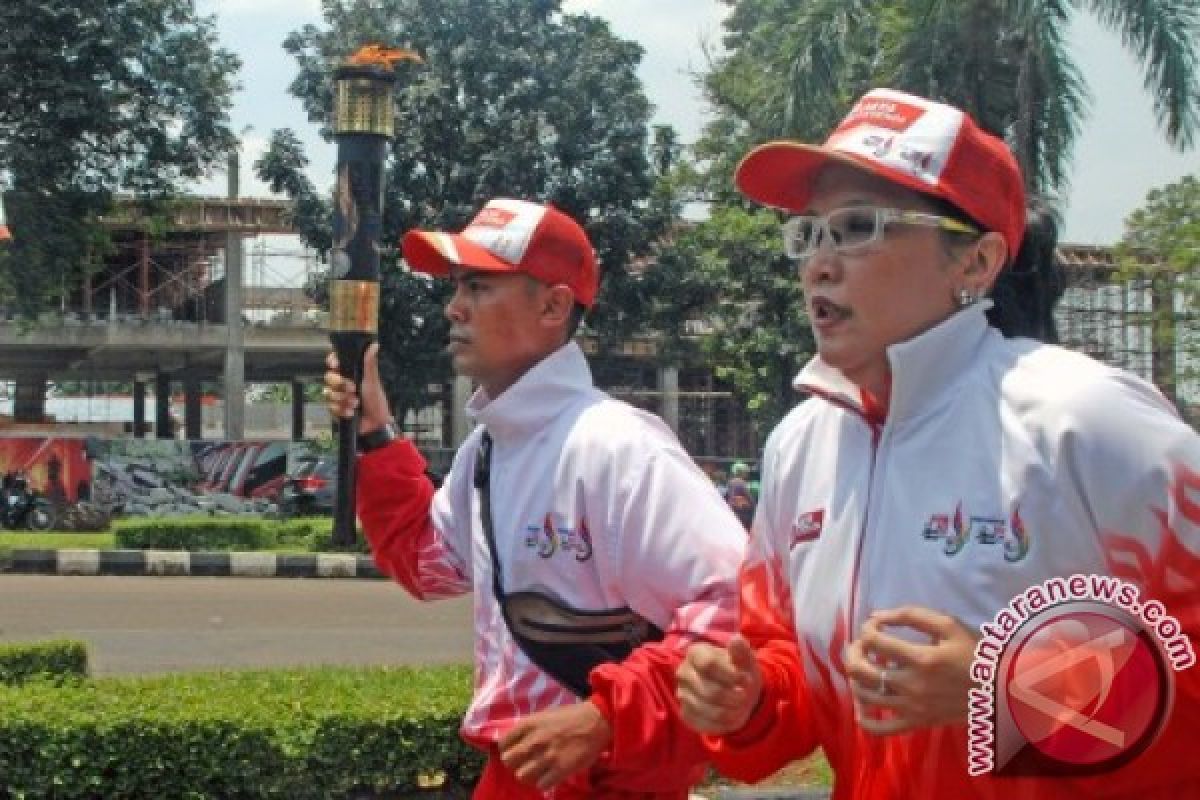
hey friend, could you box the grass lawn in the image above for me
[0,531,321,554]
[0,532,116,553]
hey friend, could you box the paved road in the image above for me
[0,575,474,676]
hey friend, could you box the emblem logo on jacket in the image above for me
[922,502,1030,562]
[525,513,593,562]
[790,509,825,547]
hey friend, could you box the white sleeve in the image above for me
[605,443,746,639]
[1056,370,1200,589]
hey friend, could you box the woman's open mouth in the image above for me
[809,296,850,327]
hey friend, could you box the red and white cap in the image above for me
[402,198,599,307]
[735,88,1026,259]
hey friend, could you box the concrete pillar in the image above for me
[184,375,202,441]
[222,148,246,440]
[452,375,474,447]
[155,373,172,439]
[659,365,680,433]
[133,378,147,438]
[223,236,245,438]
[12,374,47,423]
[291,379,305,441]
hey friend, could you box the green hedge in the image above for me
[0,665,482,798]
[0,640,88,686]
[112,516,370,554]
[114,517,274,551]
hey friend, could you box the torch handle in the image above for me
[331,331,373,547]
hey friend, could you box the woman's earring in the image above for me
[957,288,977,308]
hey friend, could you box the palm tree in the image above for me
[708,0,1200,194]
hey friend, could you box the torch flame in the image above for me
[346,44,423,69]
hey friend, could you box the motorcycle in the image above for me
[1,475,55,531]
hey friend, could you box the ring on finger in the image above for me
[878,668,889,695]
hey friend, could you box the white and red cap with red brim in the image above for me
[735,88,1027,259]
[401,198,599,308]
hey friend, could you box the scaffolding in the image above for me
[66,195,312,324]
[1055,244,1196,414]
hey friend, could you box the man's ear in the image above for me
[961,231,1008,295]
[541,284,576,328]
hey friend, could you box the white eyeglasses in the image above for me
[782,206,980,260]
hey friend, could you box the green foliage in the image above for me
[1120,175,1200,275]
[0,640,88,686]
[1117,173,1200,411]
[257,0,658,420]
[270,515,369,554]
[114,517,275,551]
[107,516,373,553]
[305,527,372,555]
[0,665,482,798]
[704,0,1200,194]
[659,205,813,432]
[0,532,116,553]
[0,518,372,554]
[0,0,240,316]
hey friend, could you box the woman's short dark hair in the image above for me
[930,195,1065,343]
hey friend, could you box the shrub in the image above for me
[273,517,332,548]
[0,640,88,686]
[110,516,371,554]
[0,665,482,798]
[115,516,273,551]
[307,529,372,554]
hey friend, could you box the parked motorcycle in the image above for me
[1,473,55,531]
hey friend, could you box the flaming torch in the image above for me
[329,44,421,546]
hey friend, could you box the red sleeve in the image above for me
[357,438,467,600]
[585,632,711,792]
[1083,462,1200,796]
[704,556,822,783]
[583,578,742,791]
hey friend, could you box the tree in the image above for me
[256,0,656,427]
[1117,173,1200,416]
[630,126,723,364]
[703,0,1200,194]
[656,205,813,433]
[0,0,240,315]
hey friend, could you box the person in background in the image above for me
[710,468,729,501]
[675,88,1200,798]
[325,198,745,799]
[725,462,755,530]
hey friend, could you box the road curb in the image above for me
[0,549,385,580]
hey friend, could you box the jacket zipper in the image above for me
[846,418,884,643]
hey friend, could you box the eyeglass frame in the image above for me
[781,206,981,261]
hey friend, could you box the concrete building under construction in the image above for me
[0,190,328,441]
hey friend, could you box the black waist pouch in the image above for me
[501,590,663,697]
[475,431,663,697]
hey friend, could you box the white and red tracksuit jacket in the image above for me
[707,304,1200,798]
[358,341,745,796]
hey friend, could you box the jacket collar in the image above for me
[466,340,594,441]
[795,302,994,425]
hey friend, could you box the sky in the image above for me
[194,0,1198,248]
